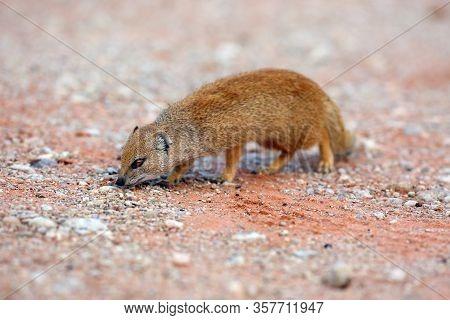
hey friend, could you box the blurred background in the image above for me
[0,0,449,299]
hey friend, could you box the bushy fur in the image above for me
[117,69,354,186]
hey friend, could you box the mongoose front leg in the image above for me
[318,130,334,173]
[168,160,194,184]
[221,145,243,182]
[263,151,292,174]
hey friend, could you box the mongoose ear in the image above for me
[155,133,172,152]
[133,126,139,134]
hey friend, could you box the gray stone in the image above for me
[371,211,386,219]
[225,254,245,267]
[386,198,403,207]
[292,250,317,259]
[322,262,352,288]
[106,167,118,175]
[3,216,21,226]
[404,200,417,207]
[41,204,53,211]
[26,216,57,229]
[30,158,57,168]
[63,218,107,234]
[10,164,34,173]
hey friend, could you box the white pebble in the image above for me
[98,186,119,193]
[64,218,107,234]
[171,252,191,267]
[26,216,56,229]
[404,200,417,207]
[322,262,353,288]
[41,204,53,211]
[10,164,34,173]
[232,231,266,241]
[164,219,184,230]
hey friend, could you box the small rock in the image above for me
[408,191,416,198]
[232,231,266,241]
[403,125,422,136]
[41,204,53,211]
[26,216,57,229]
[388,182,412,194]
[16,210,39,219]
[76,128,100,137]
[30,158,57,168]
[214,42,240,65]
[10,164,34,173]
[225,254,245,267]
[404,200,417,207]
[3,216,21,226]
[98,186,119,193]
[164,219,184,230]
[279,221,288,227]
[63,218,107,234]
[227,280,245,298]
[106,167,118,175]
[444,195,450,204]
[417,190,443,203]
[293,250,317,259]
[386,198,403,207]
[371,211,386,219]
[338,174,352,183]
[279,230,289,236]
[436,175,450,184]
[322,262,353,288]
[171,252,191,267]
[354,189,372,199]
[387,268,407,282]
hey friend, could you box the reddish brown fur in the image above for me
[117,69,354,186]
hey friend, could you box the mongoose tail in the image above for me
[324,99,355,160]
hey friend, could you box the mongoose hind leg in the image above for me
[261,151,293,174]
[168,159,194,184]
[318,129,334,173]
[221,145,243,182]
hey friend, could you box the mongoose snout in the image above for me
[117,68,354,187]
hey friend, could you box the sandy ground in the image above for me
[0,0,449,299]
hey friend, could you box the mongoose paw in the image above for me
[167,173,183,184]
[318,160,334,174]
[220,173,235,183]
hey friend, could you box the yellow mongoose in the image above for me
[116,69,354,186]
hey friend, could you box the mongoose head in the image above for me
[116,125,173,187]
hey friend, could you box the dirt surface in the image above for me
[0,0,449,299]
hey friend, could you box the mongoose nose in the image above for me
[115,177,126,186]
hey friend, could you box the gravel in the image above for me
[1,0,449,300]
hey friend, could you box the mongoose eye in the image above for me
[131,157,146,169]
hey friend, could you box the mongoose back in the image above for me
[116,69,354,186]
